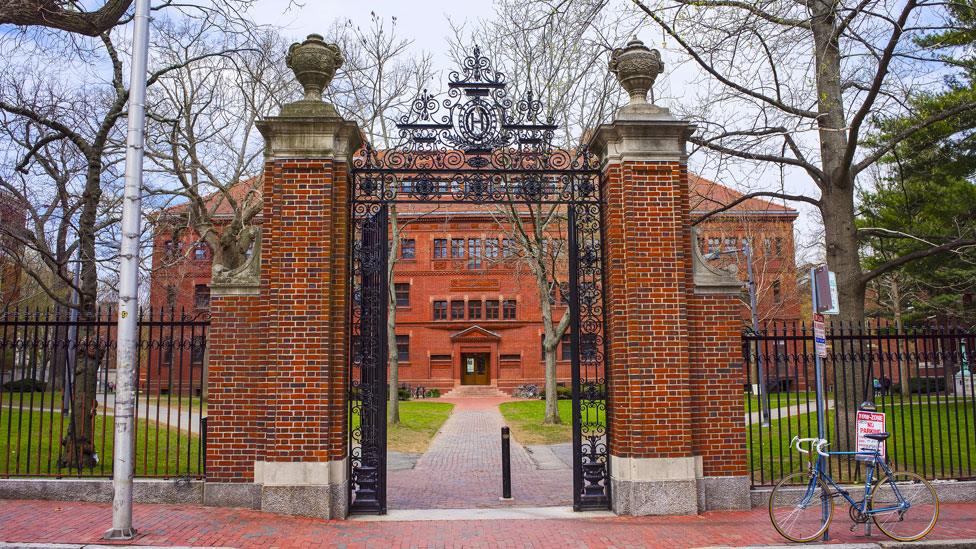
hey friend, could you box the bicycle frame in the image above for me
[798,448,910,517]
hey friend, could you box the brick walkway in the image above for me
[2,499,976,548]
[388,397,572,509]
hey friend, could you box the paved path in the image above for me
[746,399,835,425]
[2,499,975,548]
[387,397,573,509]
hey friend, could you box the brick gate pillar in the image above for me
[589,38,748,516]
[204,34,362,519]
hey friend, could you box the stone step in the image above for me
[441,385,510,398]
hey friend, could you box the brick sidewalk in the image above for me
[388,397,572,509]
[2,499,975,548]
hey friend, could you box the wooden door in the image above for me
[460,353,490,385]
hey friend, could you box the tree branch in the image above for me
[692,190,820,225]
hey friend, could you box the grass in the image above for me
[745,391,829,412]
[749,400,976,484]
[1,390,207,413]
[0,408,201,477]
[498,400,608,445]
[352,401,454,453]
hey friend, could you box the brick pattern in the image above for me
[206,293,266,482]
[263,159,348,462]
[604,158,745,475]
[5,498,976,547]
[604,161,693,459]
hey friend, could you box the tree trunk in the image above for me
[60,159,102,470]
[891,278,910,397]
[543,338,560,424]
[812,1,868,451]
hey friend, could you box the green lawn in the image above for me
[1,390,64,407]
[352,401,454,453]
[749,401,976,484]
[0,408,201,477]
[745,391,828,412]
[498,400,607,445]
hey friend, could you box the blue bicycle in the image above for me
[768,434,939,543]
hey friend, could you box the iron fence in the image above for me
[0,307,209,479]
[743,321,976,488]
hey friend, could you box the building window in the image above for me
[395,283,410,307]
[724,237,737,251]
[430,354,451,361]
[559,282,570,306]
[191,336,205,365]
[502,238,515,258]
[485,238,499,259]
[165,285,177,310]
[581,333,598,361]
[193,243,208,260]
[486,300,499,320]
[433,238,448,259]
[775,237,783,257]
[401,239,415,259]
[502,299,516,320]
[468,299,482,319]
[194,284,210,309]
[468,238,482,269]
[561,333,572,361]
[433,300,447,320]
[764,237,772,255]
[351,336,362,363]
[451,238,465,258]
[773,279,782,303]
[396,335,409,362]
[163,240,181,261]
[163,340,173,364]
[451,300,465,320]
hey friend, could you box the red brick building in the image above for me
[149,175,798,393]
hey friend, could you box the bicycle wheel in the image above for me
[769,471,834,543]
[871,471,939,541]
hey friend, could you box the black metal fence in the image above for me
[0,307,208,479]
[743,321,976,487]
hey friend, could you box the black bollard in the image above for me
[501,426,512,500]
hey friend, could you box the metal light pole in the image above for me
[105,0,151,539]
[63,257,80,414]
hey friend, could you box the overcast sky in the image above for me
[246,0,823,263]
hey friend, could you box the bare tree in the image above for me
[450,0,632,423]
[532,0,976,446]
[328,13,435,424]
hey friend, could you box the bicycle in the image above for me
[768,434,939,543]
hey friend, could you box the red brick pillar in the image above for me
[204,45,362,517]
[590,101,747,514]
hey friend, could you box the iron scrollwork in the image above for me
[349,45,609,513]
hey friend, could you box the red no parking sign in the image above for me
[856,410,886,460]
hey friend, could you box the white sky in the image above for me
[246,0,823,262]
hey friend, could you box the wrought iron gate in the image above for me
[348,46,610,513]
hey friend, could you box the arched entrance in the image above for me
[348,47,610,514]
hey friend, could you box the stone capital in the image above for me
[256,114,363,163]
[588,109,695,167]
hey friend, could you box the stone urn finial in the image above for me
[286,33,343,102]
[609,36,664,106]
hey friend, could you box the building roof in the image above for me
[158,176,262,217]
[689,174,798,218]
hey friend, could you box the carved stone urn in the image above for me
[609,37,664,106]
[286,33,343,102]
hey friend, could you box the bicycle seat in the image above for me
[865,432,890,442]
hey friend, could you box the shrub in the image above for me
[2,378,46,392]
[397,386,412,401]
[425,388,441,398]
[903,377,947,394]
[539,385,573,400]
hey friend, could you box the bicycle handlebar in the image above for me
[791,436,829,457]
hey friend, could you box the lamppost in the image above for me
[705,241,771,426]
